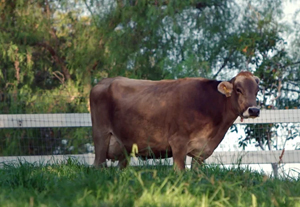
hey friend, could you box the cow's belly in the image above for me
[109,129,172,159]
[124,140,173,159]
[110,114,172,154]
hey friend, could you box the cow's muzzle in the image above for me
[242,106,260,118]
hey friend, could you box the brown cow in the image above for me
[90,71,260,170]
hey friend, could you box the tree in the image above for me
[0,0,299,164]
[236,1,300,177]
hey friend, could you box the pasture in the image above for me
[0,159,299,207]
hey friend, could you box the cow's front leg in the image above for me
[191,157,204,170]
[169,136,188,171]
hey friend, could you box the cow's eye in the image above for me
[236,88,242,94]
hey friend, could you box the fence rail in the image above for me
[1,109,300,128]
[0,150,298,167]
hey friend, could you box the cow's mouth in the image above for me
[239,115,253,122]
[239,115,248,122]
[240,114,258,119]
[240,106,260,122]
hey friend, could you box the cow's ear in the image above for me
[254,76,260,84]
[218,81,233,97]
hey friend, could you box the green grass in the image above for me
[0,159,299,207]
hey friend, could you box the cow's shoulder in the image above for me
[175,77,221,96]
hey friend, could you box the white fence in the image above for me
[0,150,298,166]
[1,109,300,129]
[0,109,300,176]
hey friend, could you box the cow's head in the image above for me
[217,71,260,119]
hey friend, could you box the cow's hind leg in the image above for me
[90,81,117,168]
[93,128,111,168]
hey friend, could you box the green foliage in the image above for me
[0,0,298,104]
[239,123,278,150]
[0,127,92,156]
[0,0,300,157]
[0,161,299,206]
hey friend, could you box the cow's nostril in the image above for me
[249,108,260,116]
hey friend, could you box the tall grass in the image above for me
[0,159,299,207]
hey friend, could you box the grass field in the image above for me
[0,159,300,207]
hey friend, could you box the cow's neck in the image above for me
[223,95,240,124]
[201,82,238,125]
[196,83,239,142]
